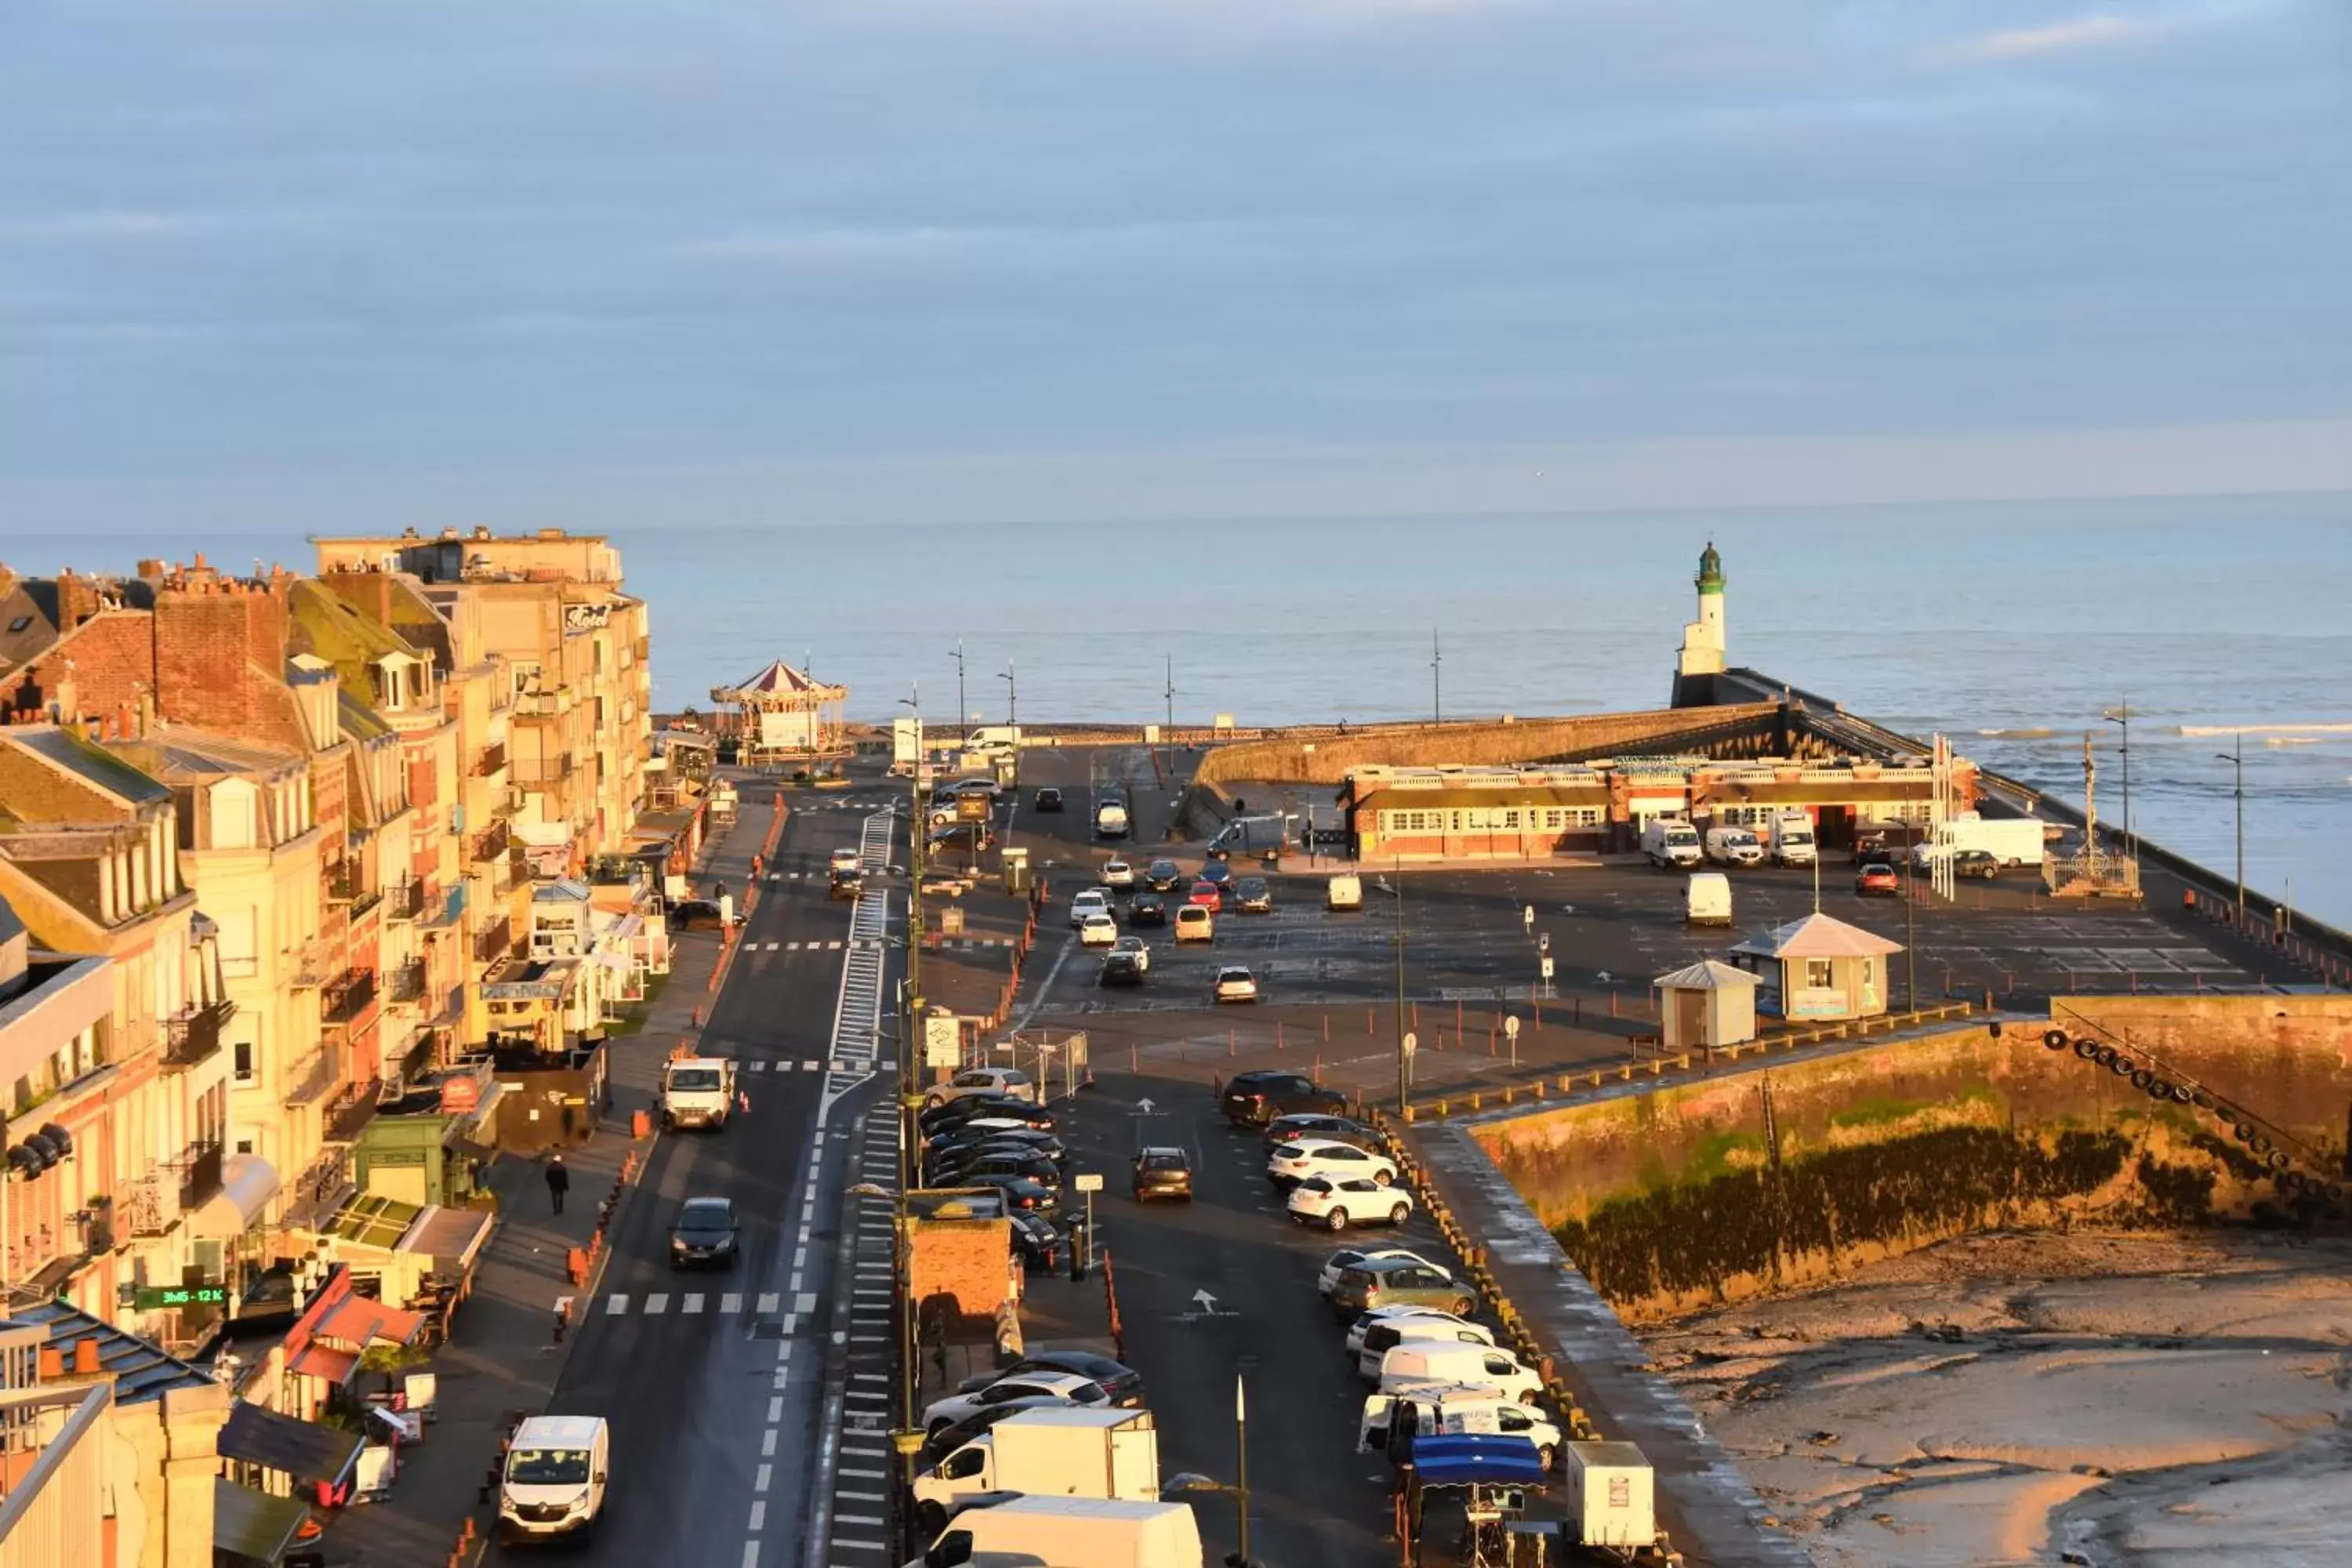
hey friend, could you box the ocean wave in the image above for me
[2266,736,2322,747]
[2177,722,2352,737]
[1976,728,2056,739]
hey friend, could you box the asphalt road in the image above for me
[486,777,900,1568]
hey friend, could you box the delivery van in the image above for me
[1378,1342,1544,1404]
[1685,873,1732,928]
[910,1408,1160,1536]
[1327,873,1363,912]
[1094,799,1131,839]
[1360,1382,1563,1468]
[1639,818,1702,869]
[498,1414,610,1545]
[914,1494,1204,1568]
[1702,826,1762,867]
[1769,814,1817,867]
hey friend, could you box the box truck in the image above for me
[1639,818,1702,869]
[910,1408,1159,1532]
[1207,815,1288,861]
[912,1495,1203,1568]
[1768,814,1816,867]
[1911,812,2046,869]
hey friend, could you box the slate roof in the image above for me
[10,726,171,806]
[0,1299,215,1404]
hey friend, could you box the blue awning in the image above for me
[1403,1432,1548,1486]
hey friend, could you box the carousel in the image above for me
[710,659,849,774]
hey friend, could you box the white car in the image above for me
[1288,1174,1414,1232]
[923,1068,1034,1109]
[1111,935,1151,973]
[920,1370,1109,1436]
[1271,1139,1397,1189]
[1100,859,1137,891]
[1079,912,1120,947]
[1068,889,1112,929]
[1319,1247,1445,1298]
[829,847,862,876]
[1345,1305,1477,1359]
[1213,966,1260,1004]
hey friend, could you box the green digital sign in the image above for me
[132,1284,227,1311]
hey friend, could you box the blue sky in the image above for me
[2,0,2346,531]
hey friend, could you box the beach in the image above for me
[1646,1229,2352,1566]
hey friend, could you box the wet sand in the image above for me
[1642,1230,2352,1566]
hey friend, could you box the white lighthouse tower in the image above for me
[1672,542,1727,702]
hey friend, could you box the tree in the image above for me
[358,1338,432,1398]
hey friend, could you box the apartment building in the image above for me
[312,528,652,873]
[0,732,237,1356]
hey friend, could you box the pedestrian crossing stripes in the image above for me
[736,1059,837,1073]
[753,939,847,952]
[597,1290,784,1317]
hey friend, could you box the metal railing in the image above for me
[387,958,427,1005]
[161,1000,234,1071]
[122,1142,225,1236]
[474,922,511,966]
[385,879,427,921]
[511,754,571,784]
[471,818,513,862]
[283,1047,339,1109]
[322,968,376,1025]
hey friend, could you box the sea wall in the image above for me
[1472,1000,2352,1323]
[1189,702,1784,788]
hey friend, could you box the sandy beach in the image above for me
[1644,1230,2352,1566]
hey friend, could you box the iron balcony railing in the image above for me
[387,958,427,1005]
[471,818,513,863]
[474,921,511,967]
[385,879,427,921]
[322,968,376,1025]
[161,1000,235,1072]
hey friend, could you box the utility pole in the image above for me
[1164,654,1176,781]
[1430,630,1442,725]
[952,641,966,735]
[2214,735,2245,916]
[1233,1367,1254,1567]
[1394,859,1409,1115]
[893,688,925,1508]
[2104,701,2132,858]
[999,659,1017,732]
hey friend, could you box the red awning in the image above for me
[289,1343,358,1385]
[315,1294,426,1348]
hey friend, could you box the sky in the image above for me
[2,0,2347,532]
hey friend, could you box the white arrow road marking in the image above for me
[1132,1098,1159,1115]
[1191,1288,1219,1313]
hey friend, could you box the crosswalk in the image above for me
[736,1058,848,1073]
[595,1290,822,1319]
[749,938,847,952]
[826,1108,903,1563]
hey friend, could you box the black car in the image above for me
[668,1196,739,1269]
[1007,1210,1064,1272]
[1951,848,2002,880]
[1261,1112,1374,1152]
[935,1151,1062,1190]
[1127,894,1167,927]
[1144,858,1185,893]
[1033,787,1065,812]
[920,1096,1054,1134]
[669,899,730,931]
[956,1350,1145,1409]
[1199,859,1235,892]
[1233,876,1273,913]
[959,1173,1057,1214]
[927,1127,1067,1164]
[1098,951,1145,987]
[917,1395,1073,1465]
[926,1140,1068,1183]
[1220,1069,1348,1127]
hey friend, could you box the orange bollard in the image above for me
[1323,1013,1330,1043]
[1229,1028,1236,1058]
[565,1247,589,1284]
[631,1109,652,1139]
[1276,1021,1284,1052]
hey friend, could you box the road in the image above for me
[487,775,902,1568]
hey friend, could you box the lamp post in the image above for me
[1430,630,1442,725]
[1394,858,1410,1115]
[2214,735,2245,917]
[2103,702,2131,858]
[999,660,1017,732]
[1233,1367,1252,1566]
[950,643,966,746]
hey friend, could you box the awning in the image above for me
[220,1401,365,1489]
[212,1476,314,1563]
[405,1204,495,1273]
[1403,1432,1549,1487]
[191,1156,281,1239]
[288,1342,358,1385]
[315,1293,426,1347]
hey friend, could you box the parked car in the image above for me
[928,1127,1066,1165]
[1269,1138,1396,1188]
[921,1096,1054,1134]
[669,899,731,931]
[1265,1112,1374,1152]
[1232,877,1273,913]
[1346,1304,1483,1358]
[1100,859,1137,891]
[936,1151,1062,1191]
[1129,894,1168,927]
[916,1395,1076,1465]
[1174,906,1215,943]
[1319,1245,1446,1297]
[922,1372,1109,1438]
[668,1196,739,1270]
[1131,1147,1195,1202]
[955,1351,1145,1409]
[1069,889,1113,928]
[1079,913,1120,948]
[1007,1210,1063,1272]
[1187,880,1225,912]
[1144,858,1185,893]
[1221,1069,1348,1127]
[1330,1255,1475,1318]
[1949,848,2002,880]
[1854,862,1900,897]
[1213,966,1260,1004]
[1033,786,1065,813]
[924,1068,1036,1110]
[1289,1174,1414,1232]
[957,1174,1058,1214]
[1354,1316,1501,1383]
[1098,951,1145,987]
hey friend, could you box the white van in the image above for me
[498,1414,610,1545]
[1702,826,1762,867]
[1356,1317,1497,1382]
[915,1494,1204,1568]
[1378,1341,1544,1404]
[1359,1381,1563,1468]
[1685,872,1732,928]
[1769,814,1817,867]
[1094,800,1131,839]
[963,727,1022,753]
[1327,873,1363,912]
[1639,818,1702,869]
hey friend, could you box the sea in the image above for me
[15,488,2352,928]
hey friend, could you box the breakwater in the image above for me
[1471,999,2352,1323]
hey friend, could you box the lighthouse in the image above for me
[1672,542,1727,703]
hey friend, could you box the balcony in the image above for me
[474,921,510,967]
[283,1047,339,1109]
[285,935,332,988]
[471,818,512,863]
[514,687,569,720]
[387,957,427,1006]
[161,1000,234,1072]
[512,754,571,785]
[385,878,426,921]
[474,741,507,777]
[124,1142,224,1236]
[322,968,376,1025]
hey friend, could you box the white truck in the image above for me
[911,1408,1159,1532]
[1911,812,2046,869]
[964,726,1022,754]
[911,1495,1203,1568]
[658,1057,736,1131]
[1768,813,1816,867]
[1639,818,1702,869]
[1702,826,1762,867]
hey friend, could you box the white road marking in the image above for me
[755,1463,772,1494]
[684,1294,706,1314]
[722,1293,743,1313]
[644,1294,669,1315]
[757,1292,779,1313]
[797,1291,818,1314]
[605,1294,628,1315]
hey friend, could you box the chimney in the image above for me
[73,1338,101,1376]
[37,1345,64,1380]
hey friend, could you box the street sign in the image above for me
[1402,1031,1418,1056]
[1540,956,1555,982]
[132,1284,226,1312]
[1504,1016,1520,1040]
[923,1011,961,1069]
[1073,1173,1104,1193]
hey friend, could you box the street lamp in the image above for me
[1430,630,1442,725]
[1394,858,1410,1115]
[2214,735,2245,917]
[950,643,966,746]
[1163,1362,1256,1568]
[998,660,1017,731]
[2103,702,2131,857]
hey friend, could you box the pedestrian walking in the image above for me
[545,1153,571,1215]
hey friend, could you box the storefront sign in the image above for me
[133,1283,227,1311]
[440,1076,482,1115]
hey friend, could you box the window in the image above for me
[233,1042,254,1083]
[1805,959,1835,989]
[5,615,30,633]
[235,1139,253,1156]
[1861,958,1876,989]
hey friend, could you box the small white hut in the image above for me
[1653,960,1762,1053]
[1729,911,1902,1022]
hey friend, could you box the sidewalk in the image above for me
[327,783,788,1566]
